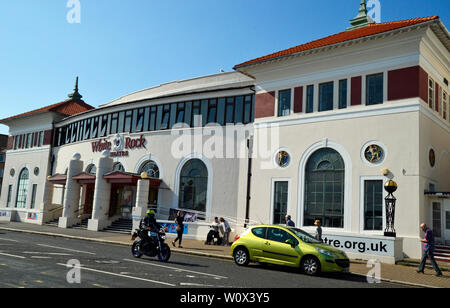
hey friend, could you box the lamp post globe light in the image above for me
[384,180,398,237]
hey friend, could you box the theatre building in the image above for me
[0,72,254,238]
[0,2,449,263]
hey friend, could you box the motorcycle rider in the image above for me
[140,210,162,244]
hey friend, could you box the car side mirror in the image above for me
[285,239,296,248]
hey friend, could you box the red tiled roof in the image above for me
[1,99,94,122]
[234,16,440,69]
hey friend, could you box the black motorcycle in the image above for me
[131,227,171,262]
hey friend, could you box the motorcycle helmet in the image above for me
[146,210,156,217]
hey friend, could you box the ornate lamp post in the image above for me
[384,180,398,237]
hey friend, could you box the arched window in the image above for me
[179,159,208,213]
[16,168,29,208]
[138,161,160,179]
[304,148,345,228]
[113,162,125,172]
[86,164,97,175]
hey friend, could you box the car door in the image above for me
[261,227,300,267]
[247,227,267,261]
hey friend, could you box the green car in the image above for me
[231,225,350,276]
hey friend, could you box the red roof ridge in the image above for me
[1,98,94,123]
[234,16,441,69]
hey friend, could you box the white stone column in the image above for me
[59,153,83,228]
[88,151,113,231]
[132,178,150,231]
[42,179,55,223]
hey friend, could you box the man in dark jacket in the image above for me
[417,223,442,276]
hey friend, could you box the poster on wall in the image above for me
[160,223,189,235]
[27,212,38,221]
[168,208,199,222]
[0,211,11,218]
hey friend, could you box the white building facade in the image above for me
[0,6,449,263]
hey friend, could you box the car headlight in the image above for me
[316,248,338,258]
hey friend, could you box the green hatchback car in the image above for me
[231,225,350,276]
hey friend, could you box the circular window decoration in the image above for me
[275,150,291,168]
[34,167,40,176]
[429,149,436,168]
[10,169,15,177]
[364,144,384,164]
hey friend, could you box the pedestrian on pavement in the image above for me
[417,223,442,276]
[172,210,185,248]
[285,215,295,227]
[220,217,232,246]
[314,220,323,242]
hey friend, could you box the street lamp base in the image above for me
[384,232,396,238]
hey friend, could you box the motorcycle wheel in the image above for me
[131,241,143,258]
[157,243,171,262]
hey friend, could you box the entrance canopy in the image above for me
[103,171,162,187]
[425,192,450,199]
[72,172,96,185]
[48,174,67,186]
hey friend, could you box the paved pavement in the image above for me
[0,221,449,288]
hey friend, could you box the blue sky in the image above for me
[0,0,448,135]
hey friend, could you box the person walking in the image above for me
[220,217,232,246]
[285,215,295,227]
[314,220,323,242]
[417,223,442,276]
[172,210,185,249]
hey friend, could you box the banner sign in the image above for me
[160,223,189,235]
[321,233,396,256]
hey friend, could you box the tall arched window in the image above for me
[179,159,208,213]
[16,168,29,208]
[139,161,160,178]
[112,162,125,172]
[304,148,345,228]
[86,164,97,175]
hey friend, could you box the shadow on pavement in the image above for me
[248,263,371,284]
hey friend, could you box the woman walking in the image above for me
[172,211,185,248]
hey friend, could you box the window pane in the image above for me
[278,90,291,117]
[201,100,209,126]
[366,73,383,106]
[364,180,383,231]
[306,85,314,113]
[273,181,289,225]
[118,112,125,133]
[184,102,192,127]
[234,96,244,123]
[208,99,217,123]
[217,98,226,126]
[169,103,177,129]
[339,79,347,109]
[110,113,118,134]
[319,82,334,112]
[226,97,234,124]
[179,159,208,213]
[149,107,157,131]
[304,148,345,228]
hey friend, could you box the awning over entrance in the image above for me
[103,171,162,187]
[48,174,67,185]
[425,192,450,198]
[72,172,96,185]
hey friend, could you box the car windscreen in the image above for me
[288,228,322,244]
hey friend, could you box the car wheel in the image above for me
[233,247,250,266]
[301,256,321,276]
